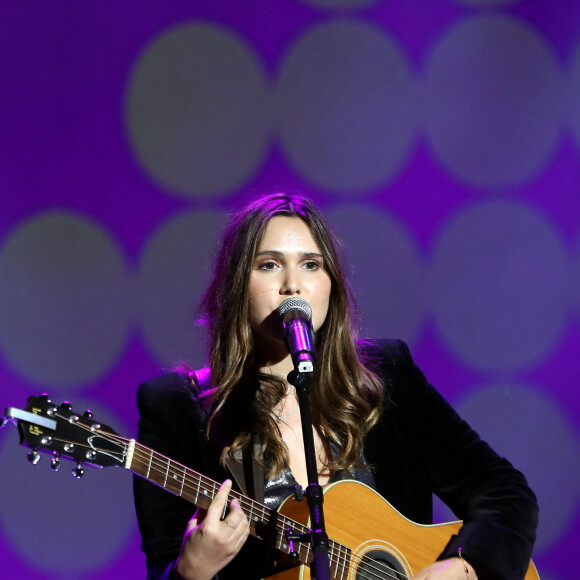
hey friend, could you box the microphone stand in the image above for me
[287,369,331,580]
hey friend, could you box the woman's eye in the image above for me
[304,260,321,271]
[258,261,277,270]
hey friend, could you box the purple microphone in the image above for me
[277,297,315,373]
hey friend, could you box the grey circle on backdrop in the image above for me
[576,232,580,317]
[300,0,381,8]
[0,212,131,386]
[430,200,571,371]
[138,209,225,369]
[424,15,563,187]
[126,22,272,197]
[456,383,580,552]
[454,0,522,5]
[278,20,417,193]
[327,205,425,344]
[568,40,580,164]
[0,400,135,574]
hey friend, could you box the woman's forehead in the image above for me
[257,216,319,250]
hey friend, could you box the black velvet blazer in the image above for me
[133,340,538,580]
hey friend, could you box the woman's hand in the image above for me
[411,557,477,580]
[173,479,250,580]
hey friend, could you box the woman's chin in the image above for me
[252,332,289,360]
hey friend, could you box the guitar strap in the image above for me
[193,367,265,504]
[225,447,265,504]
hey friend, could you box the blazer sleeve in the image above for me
[133,373,275,580]
[133,373,218,579]
[373,340,538,580]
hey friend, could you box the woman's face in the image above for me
[248,216,332,353]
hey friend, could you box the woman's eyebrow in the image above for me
[255,250,323,259]
[255,250,282,258]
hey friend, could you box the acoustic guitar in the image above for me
[3,395,540,580]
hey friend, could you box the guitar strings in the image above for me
[120,430,408,580]
[61,417,409,580]
[128,443,408,580]
[126,438,410,580]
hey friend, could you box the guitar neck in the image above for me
[127,439,241,512]
[126,440,345,572]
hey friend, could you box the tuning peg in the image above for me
[27,448,40,465]
[51,453,61,471]
[39,393,51,403]
[72,462,84,479]
[61,402,72,411]
[84,409,93,418]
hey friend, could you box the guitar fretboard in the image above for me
[126,440,352,579]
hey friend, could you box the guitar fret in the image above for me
[194,476,200,504]
[163,458,170,487]
[330,541,337,579]
[278,516,290,553]
[179,469,185,496]
[340,544,351,580]
[342,544,348,579]
[165,462,183,496]
[146,448,152,479]
[304,541,311,565]
[248,502,254,525]
[332,541,341,580]
[335,542,343,580]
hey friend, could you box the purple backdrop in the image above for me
[1,1,579,579]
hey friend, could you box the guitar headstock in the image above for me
[4,395,128,476]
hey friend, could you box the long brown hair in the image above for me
[198,193,384,477]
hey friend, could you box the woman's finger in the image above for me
[205,479,233,523]
[222,498,248,529]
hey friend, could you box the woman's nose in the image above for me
[281,270,300,295]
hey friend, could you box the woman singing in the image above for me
[134,193,538,580]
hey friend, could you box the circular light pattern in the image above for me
[137,209,225,368]
[327,205,425,343]
[126,22,272,197]
[430,200,571,371]
[0,400,135,574]
[569,40,580,167]
[300,0,380,8]
[576,233,580,318]
[278,19,417,193]
[424,15,563,187]
[454,0,522,6]
[0,212,131,386]
[456,383,580,552]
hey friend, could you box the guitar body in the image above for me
[266,481,539,580]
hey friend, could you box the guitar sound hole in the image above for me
[355,549,406,580]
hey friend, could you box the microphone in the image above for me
[277,297,315,373]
